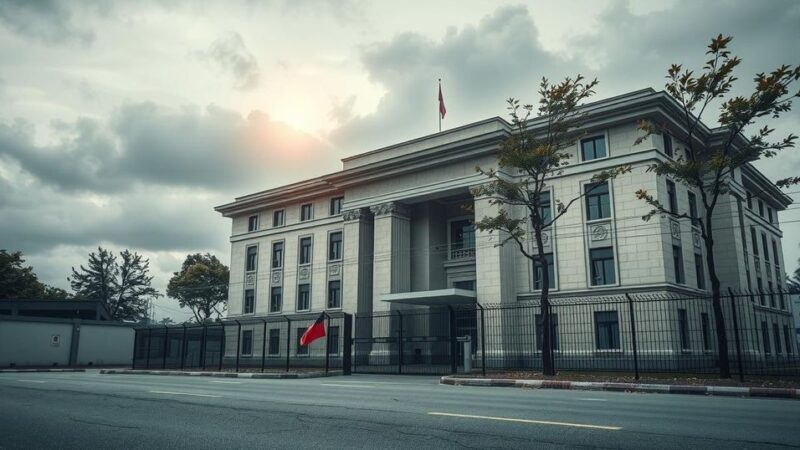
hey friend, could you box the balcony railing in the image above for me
[449,247,476,260]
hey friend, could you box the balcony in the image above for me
[449,246,476,260]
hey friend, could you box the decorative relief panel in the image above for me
[342,208,368,222]
[670,220,681,241]
[298,266,311,282]
[590,224,609,242]
[692,231,702,249]
[270,269,283,286]
[328,263,342,277]
[245,272,256,288]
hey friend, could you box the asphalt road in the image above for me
[1,371,799,449]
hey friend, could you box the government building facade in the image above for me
[215,88,795,367]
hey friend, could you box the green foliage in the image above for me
[158,317,175,325]
[0,250,70,299]
[166,253,229,322]
[70,247,160,321]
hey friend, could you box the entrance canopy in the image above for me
[379,288,476,306]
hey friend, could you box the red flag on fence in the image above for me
[300,312,326,346]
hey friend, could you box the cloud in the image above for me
[0,0,94,45]
[0,102,337,194]
[203,32,261,91]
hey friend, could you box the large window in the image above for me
[773,323,782,355]
[248,215,259,232]
[762,321,771,355]
[296,327,309,355]
[300,203,313,221]
[678,308,690,350]
[449,219,475,258]
[297,284,310,311]
[328,326,340,355]
[270,287,282,313]
[666,180,677,214]
[767,207,774,223]
[241,330,253,356]
[538,191,552,224]
[701,312,711,351]
[268,329,280,355]
[535,313,559,351]
[533,253,555,290]
[761,233,770,263]
[245,246,258,272]
[273,209,285,227]
[673,245,685,284]
[688,192,698,220]
[694,253,706,290]
[585,182,610,220]
[590,247,615,286]
[243,289,255,314]
[299,237,312,265]
[758,199,764,217]
[330,197,344,216]
[328,231,343,261]
[594,311,620,350]
[327,280,341,309]
[784,326,793,355]
[751,227,759,256]
[580,135,606,161]
[663,133,673,157]
[272,241,284,268]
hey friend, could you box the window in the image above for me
[761,233,770,263]
[772,240,780,267]
[757,278,765,305]
[672,245,685,284]
[248,215,259,232]
[297,284,310,311]
[330,197,344,216]
[328,326,340,355]
[694,253,706,290]
[300,203,313,221]
[666,180,677,214]
[535,313,559,351]
[751,227,759,256]
[273,209,285,227]
[327,280,341,309]
[585,182,610,220]
[449,219,475,258]
[296,327,309,355]
[272,241,284,268]
[773,323,782,355]
[663,134,673,157]
[688,192,698,220]
[746,192,752,209]
[762,321,771,355]
[768,281,775,307]
[268,329,280,355]
[328,231,342,261]
[243,289,255,314]
[580,135,606,161]
[533,253,555,290]
[245,246,258,272]
[594,311,620,350]
[538,191,552,224]
[767,207,773,223]
[758,199,764,217]
[784,326,793,355]
[678,309,690,350]
[270,287,282,313]
[241,330,253,356]
[299,237,312,265]
[590,247,616,286]
[701,313,711,351]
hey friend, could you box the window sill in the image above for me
[328,259,343,263]
[585,217,612,225]
[594,349,623,354]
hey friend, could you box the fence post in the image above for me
[625,294,639,381]
[285,316,291,372]
[218,323,225,371]
[477,303,486,377]
[145,327,152,369]
[397,311,403,374]
[200,324,207,370]
[728,288,745,382]
[448,305,457,374]
[180,324,187,370]
[162,326,169,369]
[132,329,140,369]
[261,318,268,373]
[234,320,242,372]
[343,314,352,376]
[325,313,331,374]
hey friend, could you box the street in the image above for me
[1,371,798,449]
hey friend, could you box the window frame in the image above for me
[584,181,611,222]
[688,191,698,220]
[672,245,685,284]
[243,288,255,315]
[532,253,556,291]
[328,230,343,262]
[589,247,616,286]
[327,280,342,309]
[241,329,253,356]
[330,197,344,216]
[272,209,285,227]
[271,240,284,269]
[296,283,311,312]
[579,134,608,162]
[248,214,259,232]
[677,308,690,351]
[268,329,281,356]
[594,310,620,351]
[666,179,677,214]
[663,133,674,158]
[694,253,706,290]
[328,325,340,355]
[269,286,282,313]
[245,245,258,272]
[298,236,313,266]
[300,203,313,222]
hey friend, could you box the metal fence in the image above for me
[132,312,351,374]
[352,290,799,379]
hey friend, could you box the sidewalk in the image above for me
[100,368,341,379]
[441,376,800,399]
[0,368,85,373]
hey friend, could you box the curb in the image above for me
[440,376,800,400]
[99,369,342,379]
[0,368,86,373]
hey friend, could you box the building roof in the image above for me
[0,299,112,321]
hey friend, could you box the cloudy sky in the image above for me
[1,0,798,321]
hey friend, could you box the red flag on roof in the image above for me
[438,79,447,119]
[299,312,326,346]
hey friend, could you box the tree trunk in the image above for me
[533,219,555,376]
[704,222,731,379]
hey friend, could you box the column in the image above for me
[342,208,373,316]
[371,202,412,313]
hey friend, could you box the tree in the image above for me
[70,247,160,321]
[472,76,630,376]
[158,317,175,325]
[167,253,229,323]
[0,249,70,299]
[634,35,800,378]
[788,260,800,293]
